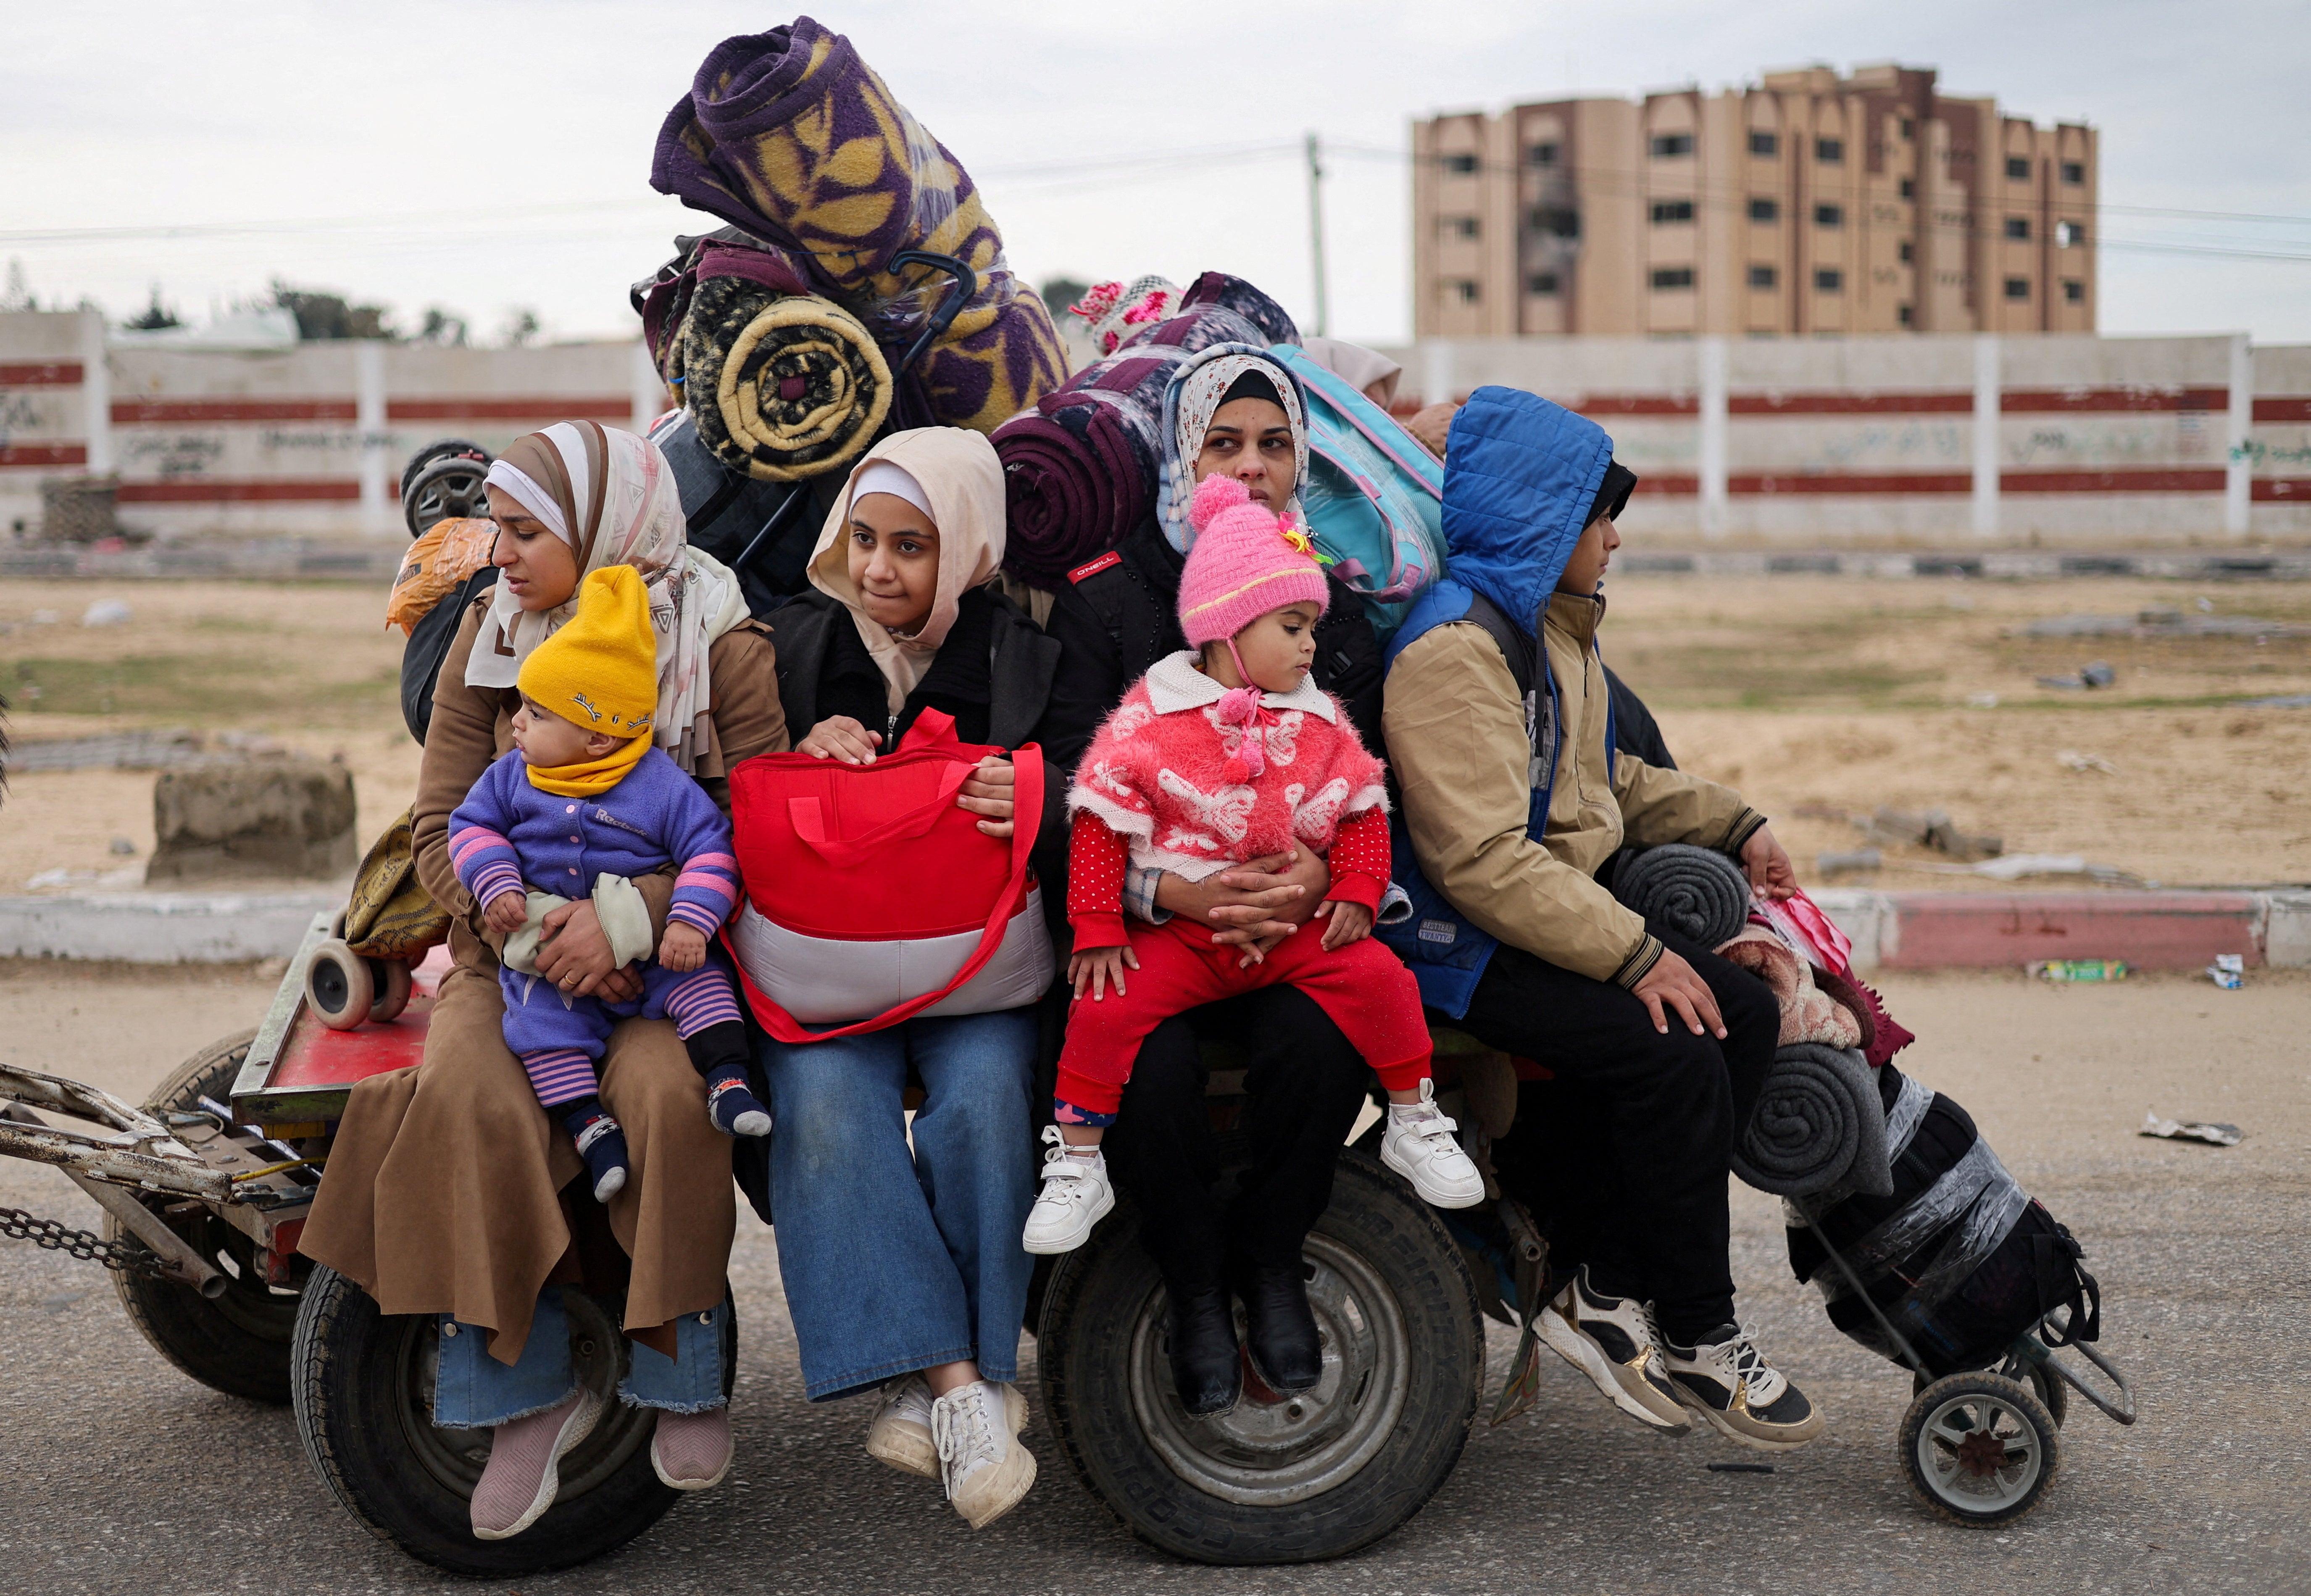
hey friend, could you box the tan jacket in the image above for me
[1384,590,1761,987]
[414,595,789,949]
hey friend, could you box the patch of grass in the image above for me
[1613,644,1933,710]
[9,653,397,719]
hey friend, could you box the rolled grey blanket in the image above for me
[1733,1043,1892,1198]
[1611,843,1751,947]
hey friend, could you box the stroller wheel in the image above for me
[366,958,414,1024]
[305,940,374,1030]
[1900,1372,2059,1526]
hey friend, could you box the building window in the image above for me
[2004,216,2030,240]
[2055,220,2083,248]
[1748,197,1780,223]
[2004,277,2030,300]
[2006,155,2031,180]
[2061,161,2085,185]
[1815,268,1843,292]
[1442,152,1479,175]
[1815,203,1844,227]
[1650,133,1694,158]
[1529,142,1559,167]
[1899,177,1914,199]
[1650,267,1695,290]
[1749,130,1779,157]
[1900,118,1914,139]
[1899,240,1914,263]
[1748,264,1778,290]
[1528,272,1560,295]
[1650,199,1695,224]
[2063,279,2084,304]
[1898,303,1914,326]
[1445,215,1480,240]
[1531,205,1581,239]
[1816,137,1844,163]
[1450,279,1480,304]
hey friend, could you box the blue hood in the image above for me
[1440,387,1614,629]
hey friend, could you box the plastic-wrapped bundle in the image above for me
[1173,270,1300,347]
[1786,1067,2101,1379]
[679,275,891,483]
[1611,843,1752,947]
[651,16,1066,435]
[1733,1043,1892,1198]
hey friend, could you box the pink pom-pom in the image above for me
[1190,471,1251,534]
[1069,281,1122,321]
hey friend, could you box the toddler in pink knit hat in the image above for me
[1023,473,1482,1264]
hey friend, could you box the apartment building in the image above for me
[1413,63,2097,338]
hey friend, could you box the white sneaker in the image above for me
[1021,1125,1115,1254]
[864,1372,939,1479]
[931,1380,1035,1529]
[1379,1081,1486,1208]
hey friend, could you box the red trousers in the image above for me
[1055,918,1432,1118]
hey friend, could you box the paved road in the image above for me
[2,961,2305,1595]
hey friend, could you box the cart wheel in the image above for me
[109,1029,305,1403]
[367,959,414,1024]
[1916,1359,2068,1428]
[292,1266,737,1576]
[403,455,493,538]
[1900,1372,2060,1526]
[307,940,374,1029]
[398,437,491,514]
[1039,1142,1483,1564]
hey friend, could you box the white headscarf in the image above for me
[466,420,748,771]
[807,427,1007,714]
[1299,335,1403,408]
[1156,344,1311,556]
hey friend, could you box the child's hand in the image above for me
[1069,944,1138,1001]
[1315,898,1374,951]
[483,890,529,934]
[658,922,706,972]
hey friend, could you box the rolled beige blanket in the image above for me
[682,275,892,482]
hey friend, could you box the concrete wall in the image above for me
[1386,331,2311,545]
[1,311,665,540]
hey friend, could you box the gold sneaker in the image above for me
[1662,1322,1827,1451]
[1534,1267,1693,1435]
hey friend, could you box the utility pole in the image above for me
[1306,130,1329,337]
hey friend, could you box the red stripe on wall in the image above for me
[2252,397,2311,424]
[1572,395,1699,416]
[1640,474,1699,495]
[113,398,359,424]
[2000,468,2226,494]
[2001,387,2228,414]
[115,479,363,503]
[387,396,634,421]
[0,442,89,468]
[1729,392,1974,416]
[0,362,84,388]
[2250,477,2311,501]
[1732,472,1973,495]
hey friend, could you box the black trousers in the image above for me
[1101,983,1370,1293]
[1454,922,1778,1343]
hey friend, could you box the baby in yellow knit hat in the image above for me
[448,566,763,1201]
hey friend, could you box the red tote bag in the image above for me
[721,709,1050,1042]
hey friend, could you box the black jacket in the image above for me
[1040,516,1388,791]
[658,411,842,621]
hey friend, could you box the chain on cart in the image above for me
[0,1204,166,1277]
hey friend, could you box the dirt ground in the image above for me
[0,572,2307,893]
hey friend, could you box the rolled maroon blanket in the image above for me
[994,348,1195,585]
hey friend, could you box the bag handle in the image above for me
[725,743,1046,1043]
[787,760,972,868]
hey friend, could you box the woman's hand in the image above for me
[534,898,643,1001]
[1069,943,1138,1001]
[482,890,529,935]
[1154,848,1332,948]
[797,716,883,765]
[1315,897,1374,951]
[957,755,1015,839]
[1740,824,1798,901]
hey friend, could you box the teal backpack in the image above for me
[1271,344,1447,639]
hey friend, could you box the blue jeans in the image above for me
[755,1008,1037,1401]
[432,1286,727,1427]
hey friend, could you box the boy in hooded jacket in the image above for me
[1381,387,1823,1453]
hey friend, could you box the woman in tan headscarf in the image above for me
[301,421,787,1538]
[744,427,1100,1532]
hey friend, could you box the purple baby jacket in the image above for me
[449,747,740,938]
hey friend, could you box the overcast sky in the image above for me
[5,0,2307,348]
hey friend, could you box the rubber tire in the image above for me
[1899,1372,2061,1527]
[1039,1144,1483,1565]
[1916,1359,2068,1428]
[403,456,494,538]
[108,1029,304,1404]
[398,437,491,508]
[292,1266,737,1576]
[307,940,374,1030]
[367,959,414,1025]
